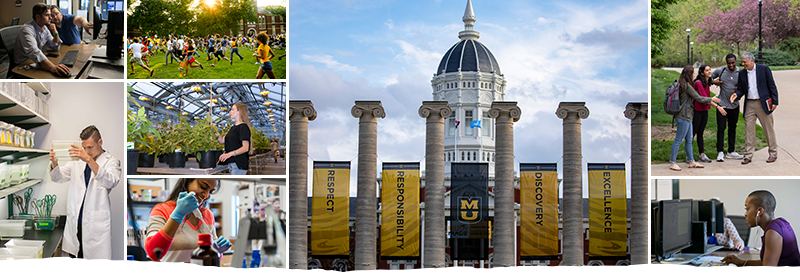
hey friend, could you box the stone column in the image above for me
[288,100,317,269]
[418,101,452,268]
[556,102,589,266]
[625,102,648,265]
[351,101,385,270]
[488,101,521,267]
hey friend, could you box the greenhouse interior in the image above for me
[126,82,285,176]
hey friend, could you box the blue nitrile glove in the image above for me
[170,191,199,223]
[213,236,232,253]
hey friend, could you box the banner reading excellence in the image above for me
[380,162,420,259]
[588,163,627,257]
[519,163,559,259]
[311,161,351,257]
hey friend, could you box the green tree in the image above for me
[652,0,687,57]
[262,5,286,19]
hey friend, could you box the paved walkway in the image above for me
[652,68,800,176]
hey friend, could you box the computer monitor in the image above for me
[697,200,718,235]
[715,201,725,234]
[93,6,104,40]
[654,199,693,261]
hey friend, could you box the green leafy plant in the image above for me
[127,89,161,153]
[252,129,270,150]
[187,114,222,161]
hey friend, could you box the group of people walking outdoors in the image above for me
[669,51,780,171]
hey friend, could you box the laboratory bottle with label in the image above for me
[190,233,220,266]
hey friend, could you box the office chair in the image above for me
[0,25,23,78]
[728,215,750,247]
[11,18,20,26]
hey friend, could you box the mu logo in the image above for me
[458,196,482,224]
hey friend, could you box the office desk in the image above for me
[650,247,761,279]
[11,44,96,79]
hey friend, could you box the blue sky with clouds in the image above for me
[289,0,649,197]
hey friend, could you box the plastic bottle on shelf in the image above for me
[12,126,20,147]
[0,123,6,145]
[126,255,138,280]
[29,131,35,148]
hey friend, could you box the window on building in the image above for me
[482,111,490,136]
[462,151,465,161]
[465,110,473,136]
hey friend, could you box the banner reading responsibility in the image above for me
[588,163,627,257]
[380,162,420,259]
[519,163,559,259]
[449,162,489,260]
[311,161,351,257]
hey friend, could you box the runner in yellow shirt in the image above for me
[253,32,276,79]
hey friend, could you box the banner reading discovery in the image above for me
[380,162,420,259]
[311,161,351,257]
[588,163,627,257]
[520,163,559,259]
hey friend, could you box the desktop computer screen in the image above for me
[715,201,725,234]
[698,200,717,235]
[661,199,693,257]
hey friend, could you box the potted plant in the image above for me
[164,119,191,168]
[252,129,269,154]
[189,114,222,169]
[127,88,161,174]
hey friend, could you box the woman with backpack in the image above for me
[669,65,726,171]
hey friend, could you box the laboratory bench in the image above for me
[1,215,65,258]
[134,161,229,175]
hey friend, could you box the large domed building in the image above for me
[431,0,507,177]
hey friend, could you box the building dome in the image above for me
[436,39,501,75]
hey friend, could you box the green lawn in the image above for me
[650,68,766,164]
[769,65,800,71]
[127,47,286,79]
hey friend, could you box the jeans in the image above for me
[692,110,708,154]
[670,117,694,163]
[228,162,247,175]
[231,48,243,60]
[716,107,739,153]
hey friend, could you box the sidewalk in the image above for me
[652,68,800,176]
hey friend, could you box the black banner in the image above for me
[449,163,489,260]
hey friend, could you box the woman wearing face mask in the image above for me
[218,103,253,175]
[144,178,232,262]
[722,190,800,266]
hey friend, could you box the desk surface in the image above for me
[0,215,65,258]
[12,44,96,79]
[650,247,760,280]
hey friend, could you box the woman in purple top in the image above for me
[723,190,800,266]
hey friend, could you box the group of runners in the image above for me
[127,32,284,78]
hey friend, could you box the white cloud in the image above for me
[300,54,363,74]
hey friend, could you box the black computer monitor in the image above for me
[715,201,725,233]
[655,199,693,261]
[698,200,717,235]
[93,6,104,40]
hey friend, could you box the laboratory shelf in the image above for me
[130,200,161,207]
[0,179,42,200]
[0,89,50,130]
[0,146,50,164]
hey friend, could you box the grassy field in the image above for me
[127,47,286,79]
[770,65,800,71]
[650,68,766,164]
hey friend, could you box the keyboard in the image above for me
[61,50,79,67]
[690,261,729,279]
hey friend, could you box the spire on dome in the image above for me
[458,0,480,40]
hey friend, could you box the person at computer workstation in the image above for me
[711,203,745,250]
[13,3,70,77]
[722,190,800,266]
[48,5,93,46]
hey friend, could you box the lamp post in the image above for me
[686,28,691,65]
[690,42,694,66]
[758,0,763,64]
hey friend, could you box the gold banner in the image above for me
[519,164,559,257]
[311,162,351,256]
[588,163,627,257]
[380,163,420,258]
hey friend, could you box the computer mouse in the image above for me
[58,70,72,78]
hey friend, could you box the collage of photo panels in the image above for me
[0,0,798,277]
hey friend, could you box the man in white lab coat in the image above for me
[49,125,121,259]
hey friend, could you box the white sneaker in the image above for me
[717,151,725,162]
[699,154,712,163]
[726,152,744,159]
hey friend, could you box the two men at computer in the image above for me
[13,3,93,77]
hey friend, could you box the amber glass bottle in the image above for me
[190,233,220,266]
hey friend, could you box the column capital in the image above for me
[288,100,317,121]
[488,101,521,122]
[351,101,386,119]
[624,102,648,120]
[556,102,589,120]
[419,101,452,119]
